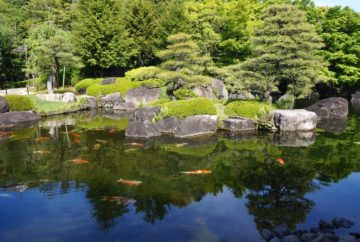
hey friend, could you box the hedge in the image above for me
[224,100,275,118]
[86,78,142,96]
[158,98,216,119]
[75,78,103,92]
[173,89,197,100]
[4,95,35,111]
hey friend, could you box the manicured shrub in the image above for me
[173,89,197,100]
[125,66,162,81]
[140,78,165,88]
[276,94,295,109]
[158,98,216,120]
[224,100,275,119]
[75,78,103,92]
[4,95,35,111]
[86,78,142,96]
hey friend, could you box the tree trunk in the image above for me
[47,74,54,94]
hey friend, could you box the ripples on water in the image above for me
[0,111,360,242]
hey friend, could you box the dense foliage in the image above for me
[4,94,35,111]
[0,0,359,97]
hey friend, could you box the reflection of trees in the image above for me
[1,115,360,232]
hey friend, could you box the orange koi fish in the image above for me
[109,129,118,134]
[70,132,81,138]
[71,159,89,164]
[35,137,50,142]
[0,132,14,136]
[73,139,81,144]
[276,158,285,165]
[117,178,143,186]
[175,143,188,148]
[102,196,135,205]
[96,139,107,144]
[181,170,212,175]
[127,142,144,147]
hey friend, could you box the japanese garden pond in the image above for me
[1,111,360,242]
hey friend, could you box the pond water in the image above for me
[0,111,360,242]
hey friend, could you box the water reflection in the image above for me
[0,112,360,241]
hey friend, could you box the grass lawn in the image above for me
[28,95,82,114]
[224,100,275,119]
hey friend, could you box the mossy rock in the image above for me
[224,100,275,119]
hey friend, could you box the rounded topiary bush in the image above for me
[86,78,142,96]
[4,95,35,111]
[75,78,103,92]
[173,89,197,100]
[159,98,216,119]
[224,100,275,118]
[125,66,162,81]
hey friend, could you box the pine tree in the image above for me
[227,4,326,99]
[156,33,212,93]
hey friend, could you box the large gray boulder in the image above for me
[82,96,98,109]
[156,117,181,134]
[129,106,161,122]
[306,97,348,119]
[222,116,256,131]
[211,78,228,100]
[270,109,317,132]
[0,111,40,130]
[229,92,255,100]
[125,86,161,105]
[272,131,315,147]
[62,92,77,103]
[101,92,122,108]
[113,102,136,111]
[192,86,217,100]
[100,77,116,85]
[175,115,217,138]
[351,91,360,113]
[125,120,161,138]
[0,97,9,113]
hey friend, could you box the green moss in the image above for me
[158,98,216,120]
[27,95,81,114]
[74,78,103,92]
[140,78,165,88]
[86,78,142,96]
[224,100,275,118]
[125,66,162,81]
[4,95,35,111]
[147,98,171,107]
[173,89,197,100]
[77,117,129,130]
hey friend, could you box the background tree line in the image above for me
[0,0,359,98]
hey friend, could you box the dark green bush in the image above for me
[173,89,197,100]
[158,98,216,119]
[75,78,103,92]
[224,100,275,118]
[4,95,35,111]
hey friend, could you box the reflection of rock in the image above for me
[101,92,122,108]
[0,97,9,113]
[100,77,116,85]
[211,78,228,100]
[113,102,136,111]
[62,92,77,103]
[125,120,161,138]
[306,97,348,119]
[351,92,360,114]
[218,130,257,141]
[175,115,217,138]
[192,86,217,100]
[270,109,317,132]
[156,117,180,134]
[222,116,256,131]
[317,117,347,133]
[272,132,315,147]
[0,111,40,130]
[125,86,160,105]
[39,116,76,127]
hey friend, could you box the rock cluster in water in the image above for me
[260,218,359,242]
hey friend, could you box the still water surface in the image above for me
[0,112,360,242]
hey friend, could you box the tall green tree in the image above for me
[226,4,326,99]
[124,0,161,67]
[156,33,212,93]
[72,0,135,76]
[25,23,82,93]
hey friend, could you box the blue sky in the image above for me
[313,0,360,11]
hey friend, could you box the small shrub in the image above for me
[276,94,295,109]
[140,78,165,88]
[158,98,216,120]
[255,106,273,130]
[75,78,103,92]
[173,89,197,100]
[125,66,162,81]
[4,95,35,111]
[86,78,142,96]
[224,100,275,118]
